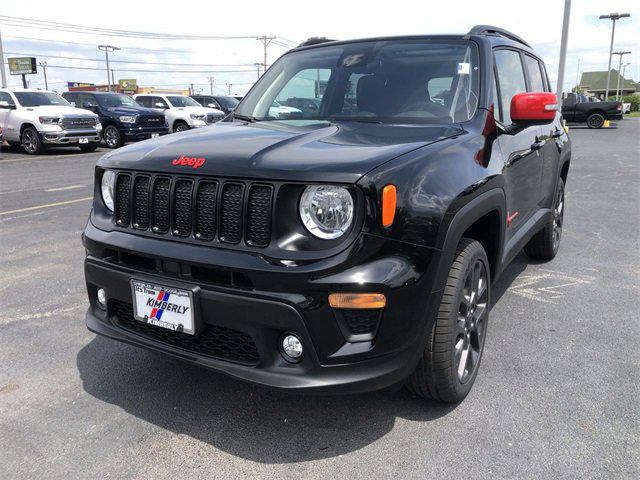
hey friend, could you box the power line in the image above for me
[4,51,257,67]
[0,15,260,40]
[2,62,258,74]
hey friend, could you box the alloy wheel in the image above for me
[105,127,119,148]
[175,123,189,132]
[22,130,38,153]
[552,183,564,249]
[455,259,488,383]
[588,114,604,128]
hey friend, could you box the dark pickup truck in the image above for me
[63,91,168,148]
[561,92,623,128]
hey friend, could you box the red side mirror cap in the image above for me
[511,92,557,124]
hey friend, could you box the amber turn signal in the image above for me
[328,293,386,309]
[381,185,397,227]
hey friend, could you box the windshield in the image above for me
[96,93,139,108]
[216,96,239,109]
[15,92,70,107]
[235,39,479,124]
[167,96,201,107]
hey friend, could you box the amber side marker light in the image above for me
[382,185,397,228]
[328,293,386,309]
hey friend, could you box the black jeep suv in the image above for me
[62,91,168,148]
[83,26,570,403]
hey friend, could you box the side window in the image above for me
[152,96,168,108]
[136,96,151,107]
[79,94,96,107]
[494,49,527,124]
[524,55,545,92]
[492,72,502,122]
[64,93,76,106]
[0,91,16,105]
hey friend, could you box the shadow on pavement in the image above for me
[76,251,530,463]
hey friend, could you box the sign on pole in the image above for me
[8,57,37,75]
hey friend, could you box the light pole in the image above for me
[574,58,580,92]
[98,45,120,92]
[599,12,630,100]
[38,61,48,90]
[556,0,571,103]
[254,62,264,79]
[225,83,233,95]
[0,29,7,88]
[612,51,631,100]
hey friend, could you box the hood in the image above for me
[105,105,162,116]
[25,105,98,118]
[99,121,462,183]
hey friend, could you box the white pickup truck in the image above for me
[0,88,102,154]
[133,94,224,132]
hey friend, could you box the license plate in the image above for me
[79,137,89,144]
[131,280,195,335]
[151,133,160,138]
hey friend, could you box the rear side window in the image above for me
[494,49,527,124]
[136,96,151,107]
[524,55,545,92]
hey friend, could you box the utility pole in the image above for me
[0,29,7,88]
[612,51,631,100]
[225,83,233,95]
[98,45,120,92]
[190,83,194,95]
[256,36,275,72]
[208,76,214,95]
[111,69,115,90]
[38,61,48,89]
[254,62,263,79]
[556,0,571,104]
[574,58,580,92]
[599,12,631,100]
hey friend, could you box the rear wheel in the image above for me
[407,239,490,403]
[103,125,124,148]
[173,121,190,133]
[21,127,45,155]
[524,178,564,260]
[586,112,605,129]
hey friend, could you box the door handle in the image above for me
[531,139,546,150]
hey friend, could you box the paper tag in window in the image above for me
[457,62,470,75]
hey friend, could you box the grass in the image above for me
[625,112,640,117]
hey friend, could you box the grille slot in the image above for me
[110,300,260,365]
[172,179,193,236]
[246,185,273,247]
[195,181,218,240]
[341,309,381,336]
[114,174,131,226]
[151,177,171,234]
[132,176,150,230]
[219,183,244,244]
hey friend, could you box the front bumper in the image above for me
[82,222,443,394]
[40,128,101,145]
[122,125,170,140]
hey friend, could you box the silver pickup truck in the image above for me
[0,88,102,154]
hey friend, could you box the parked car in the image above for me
[133,94,224,133]
[622,102,631,114]
[83,26,570,403]
[190,95,239,115]
[284,97,322,116]
[268,100,302,118]
[561,92,622,128]
[63,91,168,149]
[0,88,101,154]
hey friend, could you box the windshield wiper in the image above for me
[233,113,258,123]
[328,116,383,124]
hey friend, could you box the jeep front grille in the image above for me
[113,172,274,248]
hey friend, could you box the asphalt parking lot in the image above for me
[0,120,638,480]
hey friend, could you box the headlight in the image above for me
[39,116,60,124]
[119,115,137,123]
[101,170,116,212]
[190,113,206,120]
[299,185,354,239]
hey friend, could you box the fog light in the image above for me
[96,288,107,309]
[282,334,303,360]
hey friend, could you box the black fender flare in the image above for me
[431,188,506,293]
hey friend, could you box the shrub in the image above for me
[606,94,640,111]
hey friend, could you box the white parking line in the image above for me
[0,196,93,216]
[44,185,86,192]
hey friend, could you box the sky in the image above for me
[1,0,638,95]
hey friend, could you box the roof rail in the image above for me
[467,25,531,48]
[297,37,336,47]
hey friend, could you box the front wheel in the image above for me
[21,127,45,155]
[407,238,490,403]
[586,113,605,129]
[103,125,124,148]
[173,121,190,133]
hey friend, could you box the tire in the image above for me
[586,112,605,129]
[21,126,45,155]
[524,178,565,260]
[103,125,124,148]
[79,143,99,152]
[407,238,490,403]
[173,121,190,133]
